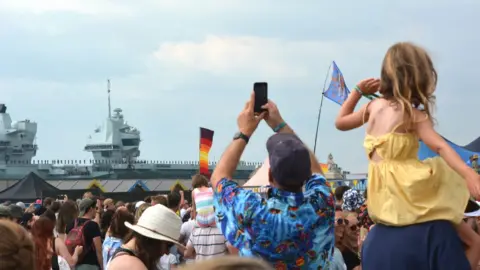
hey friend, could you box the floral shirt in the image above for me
[213,174,335,269]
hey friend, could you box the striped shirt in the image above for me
[187,227,227,260]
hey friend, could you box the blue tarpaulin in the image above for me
[418,137,479,162]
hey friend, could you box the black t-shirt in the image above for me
[66,218,102,266]
[342,250,361,270]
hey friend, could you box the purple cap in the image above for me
[266,133,311,188]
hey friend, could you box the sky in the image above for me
[0,0,478,173]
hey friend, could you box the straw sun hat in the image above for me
[125,204,184,247]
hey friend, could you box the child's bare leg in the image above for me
[456,221,480,270]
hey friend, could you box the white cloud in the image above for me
[0,0,132,15]
[153,35,389,79]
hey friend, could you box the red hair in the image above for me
[31,216,55,270]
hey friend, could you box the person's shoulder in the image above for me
[214,177,239,192]
[305,174,329,189]
[108,255,147,270]
[84,219,101,233]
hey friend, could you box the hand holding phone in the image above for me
[253,82,268,114]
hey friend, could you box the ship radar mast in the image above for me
[107,79,112,119]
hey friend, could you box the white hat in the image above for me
[125,204,184,247]
[465,201,480,217]
[135,201,145,209]
[16,202,26,209]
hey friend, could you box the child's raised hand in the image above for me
[357,78,380,95]
[466,175,480,200]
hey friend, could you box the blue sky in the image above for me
[0,0,478,173]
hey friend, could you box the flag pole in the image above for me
[313,62,333,155]
[198,127,201,173]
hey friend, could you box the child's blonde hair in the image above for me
[380,42,437,129]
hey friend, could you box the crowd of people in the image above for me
[0,41,480,270]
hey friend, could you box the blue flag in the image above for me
[323,61,350,105]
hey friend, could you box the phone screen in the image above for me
[253,82,268,113]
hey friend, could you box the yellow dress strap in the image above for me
[390,121,405,133]
[362,102,372,124]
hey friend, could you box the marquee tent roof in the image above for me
[464,137,480,153]
[0,172,60,201]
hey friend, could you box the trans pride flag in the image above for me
[199,127,214,176]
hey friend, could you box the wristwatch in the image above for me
[233,132,249,144]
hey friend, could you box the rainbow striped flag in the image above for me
[199,127,214,176]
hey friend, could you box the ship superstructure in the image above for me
[0,80,262,192]
[0,104,38,177]
[85,81,141,171]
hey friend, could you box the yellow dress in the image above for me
[364,131,469,226]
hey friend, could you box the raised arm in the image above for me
[335,78,379,131]
[415,110,480,198]
[210,92,265,188]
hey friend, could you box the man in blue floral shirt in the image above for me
[210,93,335,269]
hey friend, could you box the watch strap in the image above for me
[234,132,249,144]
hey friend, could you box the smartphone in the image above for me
[253,82,268,113]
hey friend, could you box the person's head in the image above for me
[144,196,152,204]
[192,174,209,189]
[167,192,181,212]
[41,209,56,223]
[266,133,311,192]
[464,199,480,234]
[135,203,151,224]
[43,197,54,208]
[31,216,55,270]
[83,191,93,199]
[101,209,115,236]
[380,42,437,129]
[20,212,36,230]
[125,202,136,214]
[124,204,183,269]
[15,202,26,211]
[182,211,192,223]
[78,198,97,219]
[179,256,274,270]
[182,200,189,209]
[109,208,134,240]
[8,205,23,223]
[56,200,78,234]
[0,220,35,270]
[342,212,360,250]
[341,189,365,213]
[115,200,125,208]
[103,198,115,211]
[0,205,12,220]
[151,195,168,207]
[334,210,345,249]
[49,201,61,213]
[334,186,351,205]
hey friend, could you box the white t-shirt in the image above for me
[158,254,178,270]
[180,208,187,218]
[51,256,70,270]
[180,219,196,242]
[180,219,196,263]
